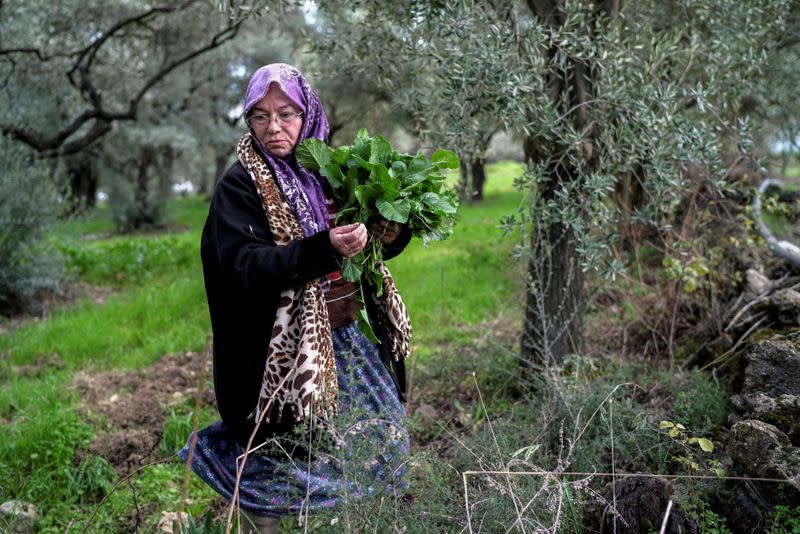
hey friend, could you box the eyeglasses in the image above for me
[245,111,303,128]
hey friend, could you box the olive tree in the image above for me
[0,0,242,210]
[0,0,244,307]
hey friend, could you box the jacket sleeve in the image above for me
[208,165,342,290]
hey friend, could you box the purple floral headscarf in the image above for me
[243,63,331,237]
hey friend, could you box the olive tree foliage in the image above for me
[745,9,800,170]
[98,44,246,232]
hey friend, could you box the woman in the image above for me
[178,64,412,533]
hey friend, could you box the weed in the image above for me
[692,500,733,534]
[179,511,228,533]
[67,455,117,503]
[160,409,197,457]
[768,504,800,534]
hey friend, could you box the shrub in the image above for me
[672,368,730,436]
[0,135,65,313]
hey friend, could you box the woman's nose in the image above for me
[266,118,282,134]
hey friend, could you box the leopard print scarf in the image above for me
[237,134,412,424]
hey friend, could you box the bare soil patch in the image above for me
[72,350,215,473]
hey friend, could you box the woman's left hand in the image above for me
[371,218,404,245]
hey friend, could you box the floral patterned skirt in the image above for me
[177,322,410,518]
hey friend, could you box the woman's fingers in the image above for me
[330,223,367,257]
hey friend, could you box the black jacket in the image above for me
[201,161,411,447]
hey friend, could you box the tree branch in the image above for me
[1,17,242,157]
[120,20,242,120]
[68,1,200,107]
[0,47,80,61]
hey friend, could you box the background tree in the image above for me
[0,0,242,211]
[0,0,244,307]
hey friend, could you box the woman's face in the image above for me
[248,83,304,158]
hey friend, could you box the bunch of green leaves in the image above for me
[296,128,460,288]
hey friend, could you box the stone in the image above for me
[583,476,698,534]
[769,288,800,326]
[414,403,438,425]
[724,484,772,534]
[727,420,800,499]
[746,268,772,296]
[157,511,190,533]
[0,500,38,534]
[730,338,800,444]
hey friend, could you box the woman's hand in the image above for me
[330,223,368,258]
[371,218,403,245]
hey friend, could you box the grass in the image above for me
[0,275,209,370]
[0,160,527,532]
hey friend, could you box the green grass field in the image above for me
[0,161,526,532]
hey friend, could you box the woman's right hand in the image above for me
[330,223,367,258]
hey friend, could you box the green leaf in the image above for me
[351,130,371,160]
[332,146,350,166]
[431,148,460,169]
[336,207,358,225]
[372,165,399,200]
[697,438,714,452]
[683,277,697,293]
[295,138,331,171]
[421,192,457,214]
[659,421,675,429]
[348,154,375,172]
[376,198,410,223]
[372,269,385,297]
[354,184,379,210]
[357,308,381,344]
[341,258,362,282]
[421,229,446,246]
[390,160,407,177]
[344,167,360,204]
[320,163,345,188]
[369,135,393,165]
[404,155,436,184]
